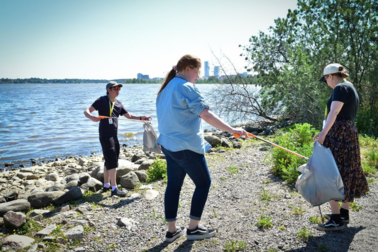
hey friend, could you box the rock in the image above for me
[65,168,78,175]
[64,180,79,190]
[0,199,30,217]
[138,160,154,170]
[117,218,138,230]
[134,171,147,182]
[64,225,84,240]
[144,190,159,200]
[82,177,102,192]
[0,217,3,227]
[232,141,242,149]
[3,211,27,228]
[76,203,93,214]
[66,174,80,183]
[244,124,263,133]
[4,190,18,201]
[45,173,59,181]
[120,172,140,189]
[131,153,145,162]
[78,158,88,166]
[46,183,65,192]
[36,224,57,237]
[204,135,222,147]
[1,235,34,250]
[0,196,6,203]
[285,193,291,199]
[27,243,38,252]
[221,138,232,148]
[43,236,55,242]
[79,173,90,184]
[54,187,83,205]
[56,237,66,244]
[90,164,104,180]
[17,172,34,179]
[28,191,65,208]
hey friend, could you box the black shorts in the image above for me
[99,135,120,170]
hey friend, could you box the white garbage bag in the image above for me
[142,121,161,154]
[296,141,344,206]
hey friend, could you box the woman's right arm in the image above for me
[200,108,248,138]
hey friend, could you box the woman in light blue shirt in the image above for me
[156,54,248,242]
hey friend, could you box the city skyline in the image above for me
[0,0,298,79]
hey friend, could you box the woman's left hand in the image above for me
[313,131,326,144]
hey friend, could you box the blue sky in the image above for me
[0,0,298,79]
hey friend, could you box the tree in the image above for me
[238,0,378,134]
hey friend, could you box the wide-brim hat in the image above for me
[319,63,345,82]
[106,81,123,89]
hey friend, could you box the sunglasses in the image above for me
[112,86,121,91]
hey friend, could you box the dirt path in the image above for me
[80,140,378,252]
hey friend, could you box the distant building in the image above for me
[204,61,210,78]
[214,66,220,77]
[137,73,150,80]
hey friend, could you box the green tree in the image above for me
[240,0,378,134]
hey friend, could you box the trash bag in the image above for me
[295,141,344,206]
[143,121,161,154]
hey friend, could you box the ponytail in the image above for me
[158,69,176,95]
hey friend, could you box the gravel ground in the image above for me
[78,140,378,252]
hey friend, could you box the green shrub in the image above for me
[146,157,167,182]
[297,227,313,242]
[271,123,315,186]
[224,240,247,252]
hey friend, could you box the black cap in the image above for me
[106,81,123,89]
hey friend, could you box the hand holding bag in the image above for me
[143,121,161,154]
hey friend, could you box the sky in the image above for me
[0,0,298,79]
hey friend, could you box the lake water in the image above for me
[0,83,224,167]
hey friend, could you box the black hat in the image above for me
[106,81,123,89]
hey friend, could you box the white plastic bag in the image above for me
[143,121,161,154]
[295,141,344,206]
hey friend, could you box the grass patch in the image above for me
[350,202,362,212]
[292,206,305,215]
[224,240,247,252]
[297,227,313,242]
[146,157,167,182]
[228,165,239,174]
[255,215,273,229]
[278,225,286,231]
[309,216,326,224]
[260,188,272,201]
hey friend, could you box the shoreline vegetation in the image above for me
[0,76,256,85]
[0,123,377,251]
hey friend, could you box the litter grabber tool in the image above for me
[98,115,152,122]
[233,132,309,160]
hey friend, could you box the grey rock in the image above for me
[0,196,6,203]
[117,218,138,230]
[138,159,154,170]
[66,174,80,183]
[4,190,18,201]
[45,172,59,181]
[120,172,140,189]
[0,199,30,217]
[54,187,83,205]
[3,211,27,228]
[204,135,222,147]
[46,183,65,192]
[64,225,84,240]
[36,224,57,237]
[134,171,147,182]
[65,168,78,175]
[27,243,38,252]
[43,236,55,242]
[28,191,65,208]
[83,177,102,192]
[64,180,79,190]
[79,173,90,184]
[232,141,242,149]
[2,234,34,249]
[76,203,93,214]
[144,190,159,200]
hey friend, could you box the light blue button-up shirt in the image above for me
[156,76,210,154]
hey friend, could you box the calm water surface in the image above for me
[0,83,220,167]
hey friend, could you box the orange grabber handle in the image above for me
[233,133,256,138]
[98,116,109,119]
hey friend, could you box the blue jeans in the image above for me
[161,146,211,221]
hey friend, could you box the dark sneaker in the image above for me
[316,218,345,231]
[324,213,349,223]
[111,188,126,197]
[102,187,111,193]
[165,227,186,243]
[187,225,216,240]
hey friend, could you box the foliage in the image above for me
[309,216,326,224]
[228,165,239,174]
[260,188,272,201]
[297,227,314,242]
[271,123,316,185]
[240,0,378,135]
[224,240,247,252]
[146,157,167,182]
[11,220,42,235]
[255,215,273,229]
[359,135,378,176]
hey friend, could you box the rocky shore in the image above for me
[0,128,377,251]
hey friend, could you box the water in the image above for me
[0,83,219,167]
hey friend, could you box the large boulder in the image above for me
[120,172,140,189]
[64,180,79,190]
[46,183,65,192]
[1,235,35,250]
[138,160,154,170]
[79,173,91,184]
[45,173,59,181]
[204,135,222,147]
[3,190,18,201]
[3,211,27,228]
[54,187,83,205]
[64,225,84,240]
[28,192,65,208]
[81,177,102,192]
[65,174,79,183]
[0,199,30,217]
